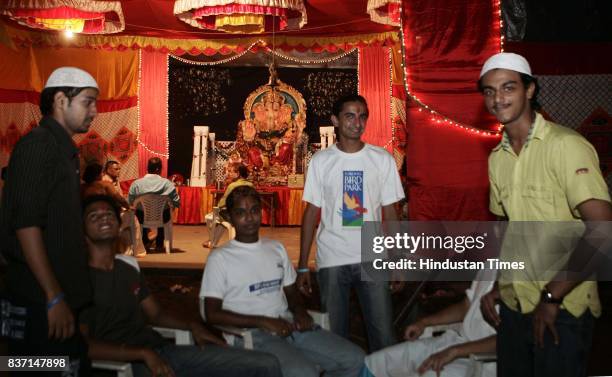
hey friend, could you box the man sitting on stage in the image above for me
[128,157,179,252]
[200,186,365,377]
[203,164,254,249]
[80,194,282,377]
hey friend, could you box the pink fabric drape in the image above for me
[359,46,392,151]
[138,50,169,176]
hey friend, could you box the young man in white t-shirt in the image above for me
[297,94,405,351]
[201,186,365,377]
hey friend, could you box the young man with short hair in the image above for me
[81,194,282,377]
[1,66,99,375]
[298,94,405,351]
[201,186,365,377]
[479,52,612,377]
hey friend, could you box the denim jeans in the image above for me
[318,263,395,352]
[130,343,282,377]
[232,327,364,377]
[498,302,594,377]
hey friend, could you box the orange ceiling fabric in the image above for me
[0,0,125,34]
[0,43,138,99]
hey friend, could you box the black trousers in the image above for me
[135,209,171,249]
[7,299,91,377]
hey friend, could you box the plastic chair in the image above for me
[92,327,193,377]
[133,194,174,254]
[204,206,235,248]
[199,297,328,349]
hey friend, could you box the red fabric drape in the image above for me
[359,46,392,151]
[138,50,169,177]
[175,186,203,224]
[403,0,501,220]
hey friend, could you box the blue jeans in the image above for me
[233,327,365,377]
[498,302,594,377]
[131,343,282,377]
[318,263,395,352]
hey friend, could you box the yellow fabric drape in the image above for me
[34,18,86,32]
[0,44,138,99]
[4,20,398,54]
[215,14,265,34]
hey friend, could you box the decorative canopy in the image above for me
[0,0,124,34]
[367,0,400,27]
[173,0,307,34]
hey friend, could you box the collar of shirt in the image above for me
[493,112,550,153]
[39,116,79,160]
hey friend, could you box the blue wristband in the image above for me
[296,268,309,273]
[47,293,65,310]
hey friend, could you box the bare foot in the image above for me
[202,240,213,249]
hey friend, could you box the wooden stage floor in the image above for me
[137,225,316,270]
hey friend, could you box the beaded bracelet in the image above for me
[46,292,65,310]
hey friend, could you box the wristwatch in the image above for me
[540,287,563,305]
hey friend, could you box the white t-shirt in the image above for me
[303,143,405,268]
[200,238,296,320]
[461,277,496,341]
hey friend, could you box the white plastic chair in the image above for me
[133,194,174,254]
[422,323,497,377]
[205,206,235,247]
[199,297,328,349]
[91,327,193,377]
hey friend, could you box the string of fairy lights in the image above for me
[169,40,358,66]
[397,0,504,137]
[138,2,505,156]
[138,42,358,158]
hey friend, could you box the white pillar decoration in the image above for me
[319,126,336,149]
[190,126,209,187]
[209,132,216,184]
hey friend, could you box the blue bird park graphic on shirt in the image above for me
[342,171,367,226]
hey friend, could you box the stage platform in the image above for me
[174,186,307,226]
[137,225,316,270]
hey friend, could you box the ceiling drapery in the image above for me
[367,0,400,26]
[0,0,124,34]
[173,0,307,34]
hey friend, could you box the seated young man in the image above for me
[80,194,282,377]
[200,186,365,377]
[361,276,497,377]
[203,164,254,249]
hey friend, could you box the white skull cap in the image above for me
[44,67,99,89]
[479,52,532,78]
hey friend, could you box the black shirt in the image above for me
[81,257,166,348]
[0,116,91,309]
